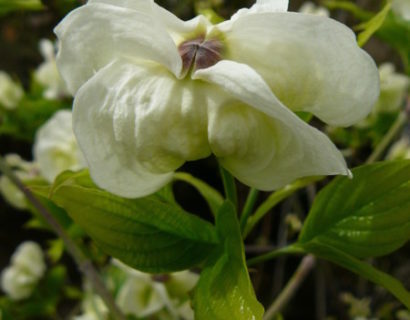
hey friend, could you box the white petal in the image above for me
[33,110,86,183]
[54,2,182,94]
[73,60,214,198]
[194,60,349,190]
[90,0,213,45]
[219,12,379,126]
[229,0,289,21]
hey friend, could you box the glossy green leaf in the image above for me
[34,170,218,273]
[299,160,410,258]
[193,201,264,320]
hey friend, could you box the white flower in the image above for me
[392,0,410,20]
[0,71,23,110]
[298,2,329,17]
[387,136,410,160]
[74,291,108,320]
[1,242,46,300]
[33,110,86,183]
[55,0,379,198]
[34,39,70,100]
[113,260,171,318]
[0,154,39,210]
[373,63,409,113]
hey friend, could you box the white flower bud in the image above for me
[373,63,409,114]
[298,2,329,17]
[34,39,69,100]
[0,71,23,110]
[1,242,46,300]
[33,110,86,183]
[392,0,410,20]
[387,137,410,160]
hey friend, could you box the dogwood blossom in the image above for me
[1,242,46,300]
[373,63,409,113]
[0,71,23,110]
[33,110,86,183]
[298,2,329,17]
[34,39,70,99]
[392,0,410,20]
[55,0,379,198]
[0,154,39,209]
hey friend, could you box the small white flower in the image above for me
[387,136,410,160]
[1,242,46,300]
[0,154,39,210]
[373,63,409,113]
[113,260,170,318]
[0,71,23,110]
[392,0,410,20]
[34,39,69,100]
[55,0,379,198]
[74,291,108,320]
[33,110,86,183]
[298,2,329,17]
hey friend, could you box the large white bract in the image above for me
[55,0,379,198]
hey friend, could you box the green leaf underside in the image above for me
[35,170,218,273]
[299,160,410,259]
[194,201,264,320]
[300,241,410,309]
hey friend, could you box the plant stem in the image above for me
[219,166,237,210]
[0,156,126,320]
[366,111,407,164]
[247,244,305,267]
[263,255,316,320]
[243,176,323,238]
[240,188,259,233]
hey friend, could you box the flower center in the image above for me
[178,36,223,77]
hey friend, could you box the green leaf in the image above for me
[0,97,69,141]
[0,0,44,15]
[193,201,264,320]
[324,0,372,20]
[377,12,410,74]
[299,160,410,259]
[356,0,392,47]
[35,170,219,273]
[173,172,224,216]
[300,241,410,309]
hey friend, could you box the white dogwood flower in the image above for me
[298,2,329,17]
[33,110,86,183]
[34,39,70,100]
[55,0,379,198]
[1,242,46,300]
[392,0,410,20]
[373,63,409,113]
[0,155,39,209]
[0,71,23,110]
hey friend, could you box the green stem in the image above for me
[240,188,259,233]
[263,255,316,320]
[219,166,237,210]
[0,156,126,320]
[243,177,323,238]
[366,111,407,164]
[247,244,305,267]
